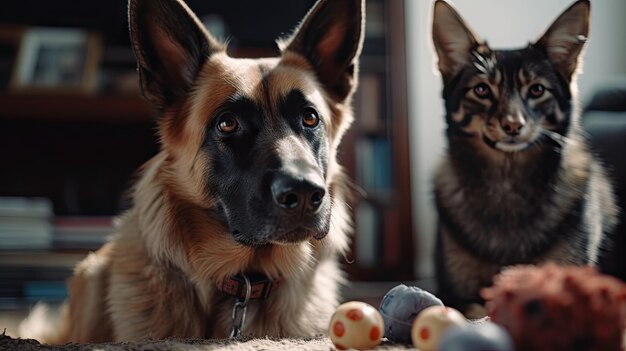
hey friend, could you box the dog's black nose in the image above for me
[271,172,325,213]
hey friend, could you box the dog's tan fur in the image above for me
[20,0,364,343]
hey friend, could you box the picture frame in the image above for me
[10,27,101,94]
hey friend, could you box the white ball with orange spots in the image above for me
[329,301,384,350]
[411,305,467,351]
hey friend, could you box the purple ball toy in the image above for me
[379,284,443,343]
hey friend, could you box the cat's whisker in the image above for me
[536,135,559,154]
[531,137,544,151]
[540,129,568,147]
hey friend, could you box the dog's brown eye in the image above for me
[528,84,546,98]
[302,108,320,128]
[217,114,239,134]
[473,83,491,99]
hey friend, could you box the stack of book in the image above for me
[0,197,53,250]
[0,251,84,309]
[0,197,113,308]
[53,216,113,250]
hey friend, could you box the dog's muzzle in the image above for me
[270,170,325,215]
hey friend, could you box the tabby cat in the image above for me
[430,0,618,315]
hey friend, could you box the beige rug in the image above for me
[1,333,414,351]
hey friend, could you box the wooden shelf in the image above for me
[0,93,154,123]
[343,0,414,282]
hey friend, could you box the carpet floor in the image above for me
[1,333,415,351]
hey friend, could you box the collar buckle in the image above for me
[228,274,251,338]
[221,272,280,300]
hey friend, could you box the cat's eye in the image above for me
[217,113,239,134]
[528,84,546,98]
[473,83,491,99]
[302,108,320,128]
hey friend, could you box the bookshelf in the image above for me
[0,94,158,215]
[0,0,414,309]
[0,93,157,309]
[341,0,414,281]
[0,94,152,122]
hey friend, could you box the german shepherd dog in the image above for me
[431,0,618,316]
[20,0,364,342]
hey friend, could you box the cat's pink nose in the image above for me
[500,114,526,136]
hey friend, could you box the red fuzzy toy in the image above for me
[481,264,626,351]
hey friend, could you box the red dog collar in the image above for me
[220,272,282,300]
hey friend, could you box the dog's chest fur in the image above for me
[66,155,346,341]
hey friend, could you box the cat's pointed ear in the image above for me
[535,0,590,81]
[432,0,481,82]
[279,0,365,101]
[128,0,225,109]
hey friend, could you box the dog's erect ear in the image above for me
[535,0,590,81]
[431,0,481,82]
[128,0,224,109]
[280,0,365,101]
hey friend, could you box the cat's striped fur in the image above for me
[431,0,618,315]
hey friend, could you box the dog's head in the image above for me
[432,0,589,156]
[128,0,364,246]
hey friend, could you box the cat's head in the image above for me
[432,0,589,154]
